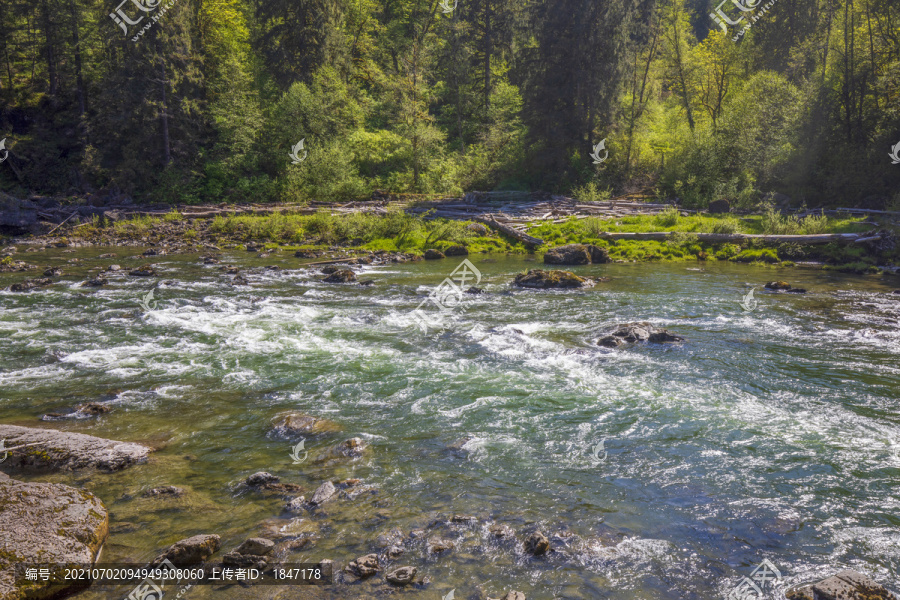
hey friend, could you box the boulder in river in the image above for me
[597,322,685,347]
[270,413,342,438]
[245,472,303,494]
[424,249,446,260]
[9,278,53,292]
[346,554,380,578]
[0,424,151,471]
[524,531,550,556]
[142,485,185,498]
[81,276,108,287]
[150,534,220,567]
[43,267,62,276]
[128,265,157,277]
[41,402,112,421]
[0,473,109,600]
[513,269,592,289]
[385,566,417,586]
[314,437,368,463]
[785,570,895,600]
[765,281,791,290]
[323,269,357,283]
[308,481,337,506]
[491,593,526,600]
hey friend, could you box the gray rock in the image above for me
[81,277,108,287]
[235,538,275,556]
[385,566,417,585]
[246,472,280,486]
[386,545,405,559]
[143,486,184,498]
[270,413,342,438]
[314,437,367,463]
[598,322,685,347]
[0,193,38,231]
[513,269,591,289]
[427,537,454,554]
[0,424,151,471]
[221,551,267,569]
[285,496,307,512]
[150,534,220,567]
[444,245,468,257]
[346,554,379,577]
[586,244,610,264]
[423,249,446,260]
[786,569,896,600]
[524,531,550,556]
[309,481,337,506]
[543,244,591,265]
[0,476,109,600]
[323,269,357,283]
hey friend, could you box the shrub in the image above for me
[655,206,680,227]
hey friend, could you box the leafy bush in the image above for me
[655,206,680,227]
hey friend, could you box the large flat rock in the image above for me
[0,474,109,600]
[787,569,897,600]
[0,425,152,472]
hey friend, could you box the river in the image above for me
[1,248,899,599]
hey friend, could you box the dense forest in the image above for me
[0,0,898,208]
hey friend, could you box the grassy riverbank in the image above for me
[11,206,898,274]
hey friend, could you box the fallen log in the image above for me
[474,214,544,246]
[594,232,876,245]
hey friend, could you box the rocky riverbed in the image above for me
[1,250,899,599]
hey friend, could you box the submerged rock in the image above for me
[43,267,62,276]
[765,281,791,290]
[513,269,591,289]
[598,322,685,347]
[323,269,357,283]
[246,472,280,487]
[41,402,112,421]
[0,424,151,471]
[386,566,417,586]
[786,570,895,600]
[308,481,337,506]
[150,534,220,567]
[143,486,185,498]
[270,413,342,438]
[314,437,367,463]
[0,475,109,600]
[427,537,454,554]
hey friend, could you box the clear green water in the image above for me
[1,248,899,600]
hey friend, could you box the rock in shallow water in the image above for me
[385,566,417,585]
[323,269,357,283]
[513,269,592,289]
[598,322,685,347]
[308,481,337,506]
[346,554,379,577]
[786,569,895,600]
[0,424,151,471]
[150,534,220,567]
[0,474,109,600]
[524,531,550,556]
[270,413,342,438]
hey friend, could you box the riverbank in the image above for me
[2,204,898,276]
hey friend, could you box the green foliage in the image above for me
[655,207,681,227]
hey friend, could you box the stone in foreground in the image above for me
[0,473,108,600]
[385,566,417,585]
[270,413,342,438]
[0,424,151,472]
[786,569,896,600]
[150,534,220,567]
[513,269,592,289]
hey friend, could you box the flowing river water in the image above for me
[1,248,899,600]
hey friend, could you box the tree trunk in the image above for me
[39,0,57,99]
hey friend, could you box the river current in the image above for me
[1,248,899,599]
